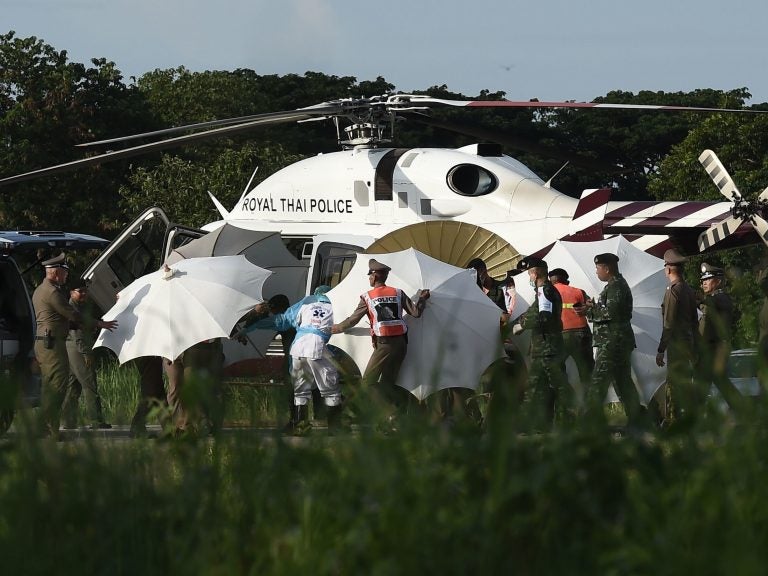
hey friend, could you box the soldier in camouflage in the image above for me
[514,255,568,430]
[580,252,645,429]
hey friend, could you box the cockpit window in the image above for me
[446,164,498,196]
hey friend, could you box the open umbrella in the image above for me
[512,236,667,403]
[328,248,504,401]
[94,255,271,363]
[165,223,307,369]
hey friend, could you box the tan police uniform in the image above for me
[32,254,81,435]
[658,249,699,423]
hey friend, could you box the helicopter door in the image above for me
[82,207,171,312]
[373,149,409,220]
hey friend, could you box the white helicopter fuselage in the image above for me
[217,144,579,257]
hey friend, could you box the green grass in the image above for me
[4,360,768,574]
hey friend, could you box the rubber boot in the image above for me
[288,404,311,436]
[326,404,344,435]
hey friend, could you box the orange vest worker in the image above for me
[363,286,407,337]
[553,283,589,331]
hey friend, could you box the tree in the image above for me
[0,31,153,233]
[648,112,768,346]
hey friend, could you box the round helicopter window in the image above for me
[446,164,498,196]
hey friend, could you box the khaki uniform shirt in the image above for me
[658,278,698,354]
[32,278,81,341]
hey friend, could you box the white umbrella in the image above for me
[512,236,667,403]
[328,248,504,401]
[94,255,272,364]
[164,224,306,369]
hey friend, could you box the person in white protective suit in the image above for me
[239,285,342,434]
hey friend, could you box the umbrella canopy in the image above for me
[328,248,505,401]
[165,223,307,367]
[95,255,271,364]
[512,236,667,403]
[166,223,295,268]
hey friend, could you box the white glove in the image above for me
[512,323,523,335]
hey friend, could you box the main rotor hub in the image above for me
[339,122,390,149]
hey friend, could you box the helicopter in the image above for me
[2,93,766,272]
[2,93,767,376]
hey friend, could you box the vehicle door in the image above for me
[81,207,171,312]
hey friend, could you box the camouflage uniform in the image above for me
[588,274,644,427]
[520,280,567,429]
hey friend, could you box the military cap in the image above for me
[466,257,487,272]
[368,259,391,273]
[700,262,724,281]
[501,269,521,284]
[42,252,68,269]
[548,267,569,281]
[517,255,547,271]
[594,253,619,265]
[663,249,687,265]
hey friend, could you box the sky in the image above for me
[4,0,768,104]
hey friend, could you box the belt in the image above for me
[375,335,406,341]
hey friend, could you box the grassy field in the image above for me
[2,361,768,575]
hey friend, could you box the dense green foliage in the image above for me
[4,396,768,575]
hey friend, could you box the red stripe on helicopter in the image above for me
[572,188,612,219]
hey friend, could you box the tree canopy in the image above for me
[3,31,768,343]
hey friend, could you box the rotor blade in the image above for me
[395,95,768,114]
[751,214,768,248]
[0,110,328,187]
[697,214,745,251]
[698,149,742,202]
[400,111,627,173]
[76,106,342,149]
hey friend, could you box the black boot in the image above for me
[287,404,311,436]
[326,404,345,435]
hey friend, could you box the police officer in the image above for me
[655,249,699,427]
[332,259,430,422]
[579,253,645,429]
[61,279,111,429]
[549,267,594,402]
[697,262,743,413]
[515,255,568,430]
[32,254,117,437]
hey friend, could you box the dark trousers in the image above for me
[362,335,410,410]
[130,356,166,432]
[62,341,105,426]
[666,340,698,424]
[563,328,594,396]
[697,342,743,413]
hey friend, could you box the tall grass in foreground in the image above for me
[92,359,285,426]
[3,401,768,574]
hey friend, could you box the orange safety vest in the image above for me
[554,283,589,331]
[363,286,407,337]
